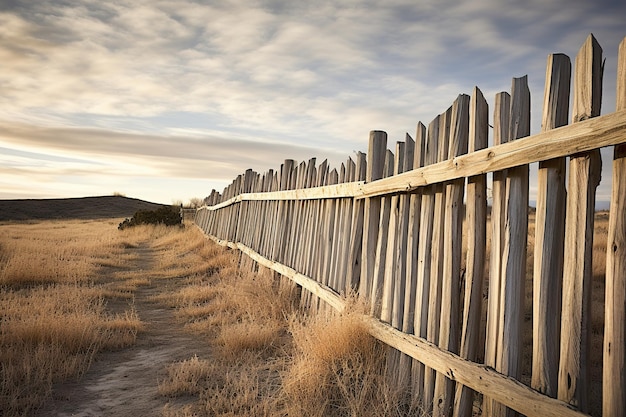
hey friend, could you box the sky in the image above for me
[0,0,624,205]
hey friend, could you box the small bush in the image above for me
[119,206,182,230]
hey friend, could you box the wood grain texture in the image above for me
[497,76,530,417]
[483,91,510,417]
[433,94,469,417]
[454,87,488,417]
[603,36,626,417]
[558,34,603,413]
[359,131,387,302]
[412,116,440,399]
[347,152,367,293]
[371,149,394,314]
[532,53,570,398]
[424,106,452,412]
[404,124,426,393]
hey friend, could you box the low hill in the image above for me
[0,196,167,221]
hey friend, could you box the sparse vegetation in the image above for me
[118,206,183,230]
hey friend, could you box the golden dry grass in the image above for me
[0,219,146,416]
[156,230,423,417]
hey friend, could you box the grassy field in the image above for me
[0,219,147,415]
[0,212,610,416]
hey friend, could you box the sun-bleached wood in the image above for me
[532,53,570,398]
[412,116,440,399]
[360,131,387,302]
[558,34,603,413]
[498,76,530,417]
[371,149,394,314]
[404,123,426,393]
[424,107,452,412]
[454,87,488,417]
[347,152,367,292]
[483,91,510,417]
[390,133,415,387]
[433,95,469,417]
[381,142,405,323]
[604,36,626,417]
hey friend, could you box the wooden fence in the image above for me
[195,34,626,417]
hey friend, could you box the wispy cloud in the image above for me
[0,0,624,202]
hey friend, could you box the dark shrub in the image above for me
[118,206,182,230]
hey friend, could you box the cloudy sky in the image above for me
[1,0,624,204]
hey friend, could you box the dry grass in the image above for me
[0,219,146,416]
[157,231,423,417]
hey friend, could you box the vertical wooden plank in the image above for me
[299,159,317,280]
[312,162,329,312]
[347,152,367,293]
[335,158,356,296]
[329,163,347,293]
[404,123,426,333]
[389,133,415,387]
[454,87,489,417]
[433,94,470,417]
[424,106,452,412]
[558,34,603,413]
[483,91,510,417]
[371,149,395,314]
[497,76,530,417]
[604,36,626,417]
[392,134,414,325]
[412,115,440,401]
[532,53,570,398]
[403,123,426,392]
[273,160,295,264]
[381,142,405,322]
[360,131,388,302]
[320,169,339,311]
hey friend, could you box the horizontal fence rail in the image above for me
[195,34,626,417]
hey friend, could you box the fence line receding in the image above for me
[194,34,626,417]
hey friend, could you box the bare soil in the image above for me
[33,244,211,417]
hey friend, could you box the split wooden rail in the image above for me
[195,34,626,417]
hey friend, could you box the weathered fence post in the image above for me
[483,91,510,417]
[412,114,440,402]
[402,123,426,394]
[347,152,367,293]
[424,106,452,412]
[532,53,570,397]
[558,34,603,413]
[359,131,387,302]
[370,148,394,314]
[432,94,469,417]
[603,36,626,417]
[454,87,488,417]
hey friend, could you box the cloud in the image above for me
[0,0,624,202]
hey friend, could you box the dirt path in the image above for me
[35,245,211,417]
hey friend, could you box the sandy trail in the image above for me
[34,245,211,417]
